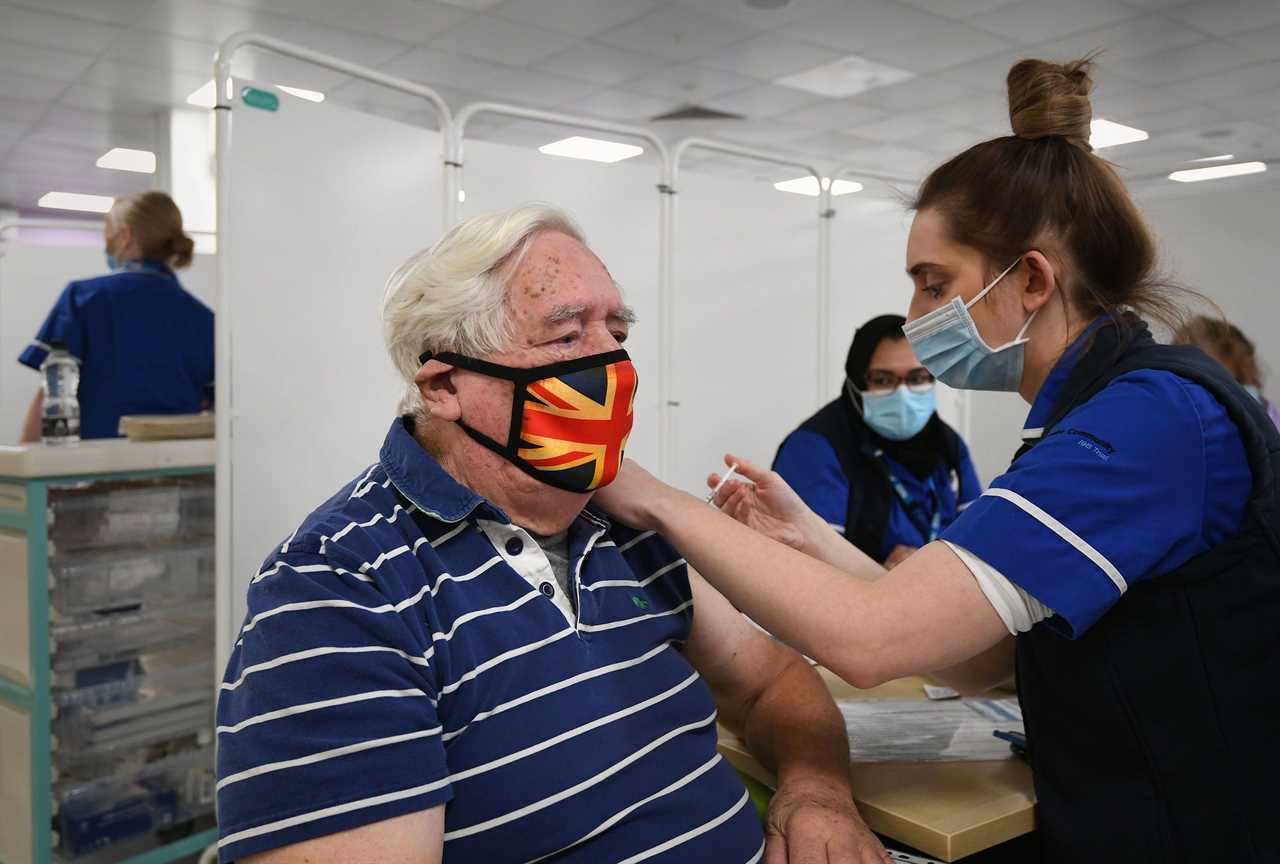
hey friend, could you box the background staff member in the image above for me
[773,315,980,568]
[18,191,214,442]
[1175,314,1280,430]
[596,56,1279,863]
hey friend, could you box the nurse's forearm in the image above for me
[798,514,889,581]
[651,490,1007,688]
[20,391,41,444]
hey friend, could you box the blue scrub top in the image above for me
[18,260,214,439]
[942,325,1252,638]
[775,426,983,560]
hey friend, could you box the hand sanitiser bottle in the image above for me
[41,341,80,445]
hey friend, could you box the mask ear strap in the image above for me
[419,350,527,382]
[966,256,1024,309]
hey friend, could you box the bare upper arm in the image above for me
[241,806,444,864]
[682,567,799,733]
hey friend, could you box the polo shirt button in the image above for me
[505,537,524,556]
[539,582,555,598]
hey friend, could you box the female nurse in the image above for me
[18,191,214,441]
[596,57,1279,863]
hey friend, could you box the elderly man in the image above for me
[215,205,886,864]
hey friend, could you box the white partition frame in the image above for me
[211,31,453,672]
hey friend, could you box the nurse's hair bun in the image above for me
[1007,57,1094,151]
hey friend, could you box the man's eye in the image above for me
[557,333,578,345]
[612,331,628,344]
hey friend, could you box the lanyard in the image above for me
[875,450,943,543]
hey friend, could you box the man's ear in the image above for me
[415,359,461,422]
[1020,250,1058,314]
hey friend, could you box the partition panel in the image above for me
[222,85,442,634]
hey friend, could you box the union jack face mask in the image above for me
[418,348,638,493]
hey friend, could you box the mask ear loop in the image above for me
[965,256,1024,310]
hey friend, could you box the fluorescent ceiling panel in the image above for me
[776,54,914,98]
[1168,161,1267,183]
[39,191,115,213]
[538,136,644,163]
[96,147,155,173]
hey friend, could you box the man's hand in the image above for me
[766,780,890,864]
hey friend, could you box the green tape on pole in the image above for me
[241,86,279,112]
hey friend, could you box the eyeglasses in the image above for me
[864,368,935,395]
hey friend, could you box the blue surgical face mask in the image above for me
[105,251,121,270]
[1243,384,1264,403]
[849,378,936,441]
[902,257,1036,393]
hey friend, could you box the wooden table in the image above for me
[717,671,1036,861]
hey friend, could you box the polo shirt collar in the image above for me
[379,417,507,524]
[1022,317,1108,440]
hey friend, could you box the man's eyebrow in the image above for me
[544,304,638,325]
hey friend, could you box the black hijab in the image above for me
[844,314,950,479]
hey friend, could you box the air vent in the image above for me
[650,105,745,122]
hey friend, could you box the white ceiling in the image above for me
[1,0,1278,211]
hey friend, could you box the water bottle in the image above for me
[41,342,80,445]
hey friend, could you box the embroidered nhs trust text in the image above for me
[1048,428,1115,462]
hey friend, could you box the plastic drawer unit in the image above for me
[0,439,218,864]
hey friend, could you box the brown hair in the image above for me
[112,191,194,269]
[1174,315,1262,386]
[913,57,1183,331]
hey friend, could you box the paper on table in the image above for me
[839,697,1023,762]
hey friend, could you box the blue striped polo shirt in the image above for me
[215,417,764,863]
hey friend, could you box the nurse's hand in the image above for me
[708,455,814,552]
[767,779,891,864]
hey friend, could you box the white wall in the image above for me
[0,237,214,444]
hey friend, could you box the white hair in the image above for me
[382,203,586,411]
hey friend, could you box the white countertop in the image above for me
[0,438,215,478]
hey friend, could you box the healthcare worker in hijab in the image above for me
[773,315,980,568]
[595,57,1279,862]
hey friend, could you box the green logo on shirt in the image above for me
[631,596,650,610]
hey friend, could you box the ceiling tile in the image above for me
[1156,120,1279,156]
[0,4,124,53]
[857,22,1014,74]
[229,0,469,43]
[1022,14,1205,61]
[594,6,758,63]
[0,72,68,103]
[40,105,155,146]
[146,0,296,45]
[839,142,938,176]
[381,46,519,92]
[1226,24,1280,61]
[705,84,826,119]
[895,0,1023,17]
[782,0,960,54]
[788,129,880,157]
[850,76,983,112]
[927,93,1009,131]
[937,48,1034,93]
[5,0,155,26]
[0,97,49,127]
[0,37,97,82]
[903,124,988,155]
[532,41,667,87]
[492,0,660,38]
[1124,104,1235,136]
[487,68,601,108]
[625,64,757,104]
[233,51,351,91]
[104,31,219,76]
[1166,0,1280,38]
[773,98,891,131]
[1090,81,1196,120]
[847,113,938,142]
[429,13,578,66]
[700,33,849,81]
[673,0,851,31]
[1109,40,1258,86]
[562,87,681,122]
[62,60,210,112]
[705,119,817,148]
[968,0,1138,44]
[327,78,443,113]
[280,20,412,68]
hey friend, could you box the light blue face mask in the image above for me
[105,251,121,270]
[902,257,1036,393]
[848,378,936,441]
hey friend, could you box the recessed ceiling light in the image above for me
[775,55,914,99]
[39,192,115,213]
[96,147,155,174]
[1187,153,1234,163]
[277,85,324,102]
[1089,119,1148,150]
[538,136,644,163]
[774,176,863,197]
[1169,161,1267,183]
